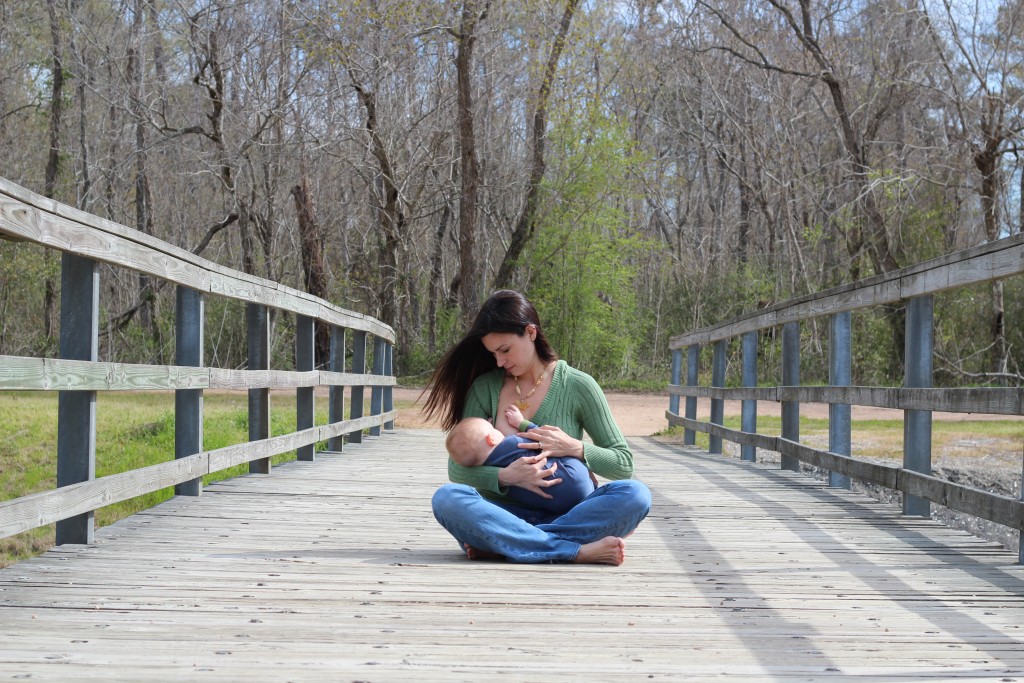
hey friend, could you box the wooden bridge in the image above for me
[2,179,1024,680]
[1,431,1022,680]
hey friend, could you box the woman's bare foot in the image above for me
[572,536,625,565]
[465,544,505,561]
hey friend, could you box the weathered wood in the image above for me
[0,453,209,538]
[0,178,394,342]
[669,231,1024,348]
[0,356,396,392]
[666,413,1023,531]
[0,411,399,539]
[1,433,1022,681]
[667,383,1024,415]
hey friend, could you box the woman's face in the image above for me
[481,326,537,376]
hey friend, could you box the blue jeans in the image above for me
[431,480,652,563]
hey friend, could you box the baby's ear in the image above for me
[486,432,501,447]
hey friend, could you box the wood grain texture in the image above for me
[0,431,1022,681]
[667,383,1024,415]
[669,232,1024,348]
[0,179,394,342]
[665,411,1024,530]
[0,414,397,538]
[0,356,397,392]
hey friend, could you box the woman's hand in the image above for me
[517,425,585,460]
[497,455,560,498]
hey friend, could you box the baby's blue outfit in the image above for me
[483,423,595,515]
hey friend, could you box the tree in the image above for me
[494,0,582,290]
[923,0,1024,381]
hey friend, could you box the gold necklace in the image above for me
[514,364,549,411]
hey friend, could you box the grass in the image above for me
[0,390,413,568]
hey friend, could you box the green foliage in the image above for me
[525,107,650,379]
[0,243,58,356]
[396,303,463,378]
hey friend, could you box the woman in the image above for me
[423,290,652,564]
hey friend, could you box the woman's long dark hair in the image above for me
[422,290,557,430]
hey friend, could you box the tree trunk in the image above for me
[428,189,454,353]
[291,176,330,367]
[494,0,581,290]
[976,141,1007,382]
[454,0,489,323]
[43,0,65,345]
[128,0,160,358]
[347,74,404,329]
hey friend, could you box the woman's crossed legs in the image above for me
[431,480,651,564]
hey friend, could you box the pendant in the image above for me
[515,399,530,411]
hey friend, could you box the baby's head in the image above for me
[446,417,505,465]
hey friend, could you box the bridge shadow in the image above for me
[632,437,1024,672]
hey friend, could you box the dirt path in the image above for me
[392,388,1019,436]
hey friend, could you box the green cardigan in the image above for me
[448,360,634,499]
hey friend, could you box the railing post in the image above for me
[781,321,800,471]
[1019,459,1023,564]
[296,314,315,462]
[349,330,366,443]
[709,340,726,454]
[247,303,271,474]
[829,311,852,489]
[684,344,699,446]
[741,331,757,462]
[383,342,394,430]
[669,349,682,417]
[904,295,933,517]
[56,253,98,545]
[370,335,386,437]
[175,286,204,496]
[327,325,345,452]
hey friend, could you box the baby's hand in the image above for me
[504,403,525,428]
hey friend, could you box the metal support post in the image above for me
[296,314,315,461]
[684,344,699,446]
[327,326,345,452]
[383,343,394,430]
[709,340,726,455]
[175,286,204,496]
[56,253,99,545]
[903,295,933,517]
[829,312,852,489]
[741,331,757,462]
[370,336,386,437]
[247,303,271,474]
[669,349,682,417]
[349,330,366,443]
[781,321,800,471]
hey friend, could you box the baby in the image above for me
[445,404,595,515]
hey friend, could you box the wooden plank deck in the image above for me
[1,429,1022,681]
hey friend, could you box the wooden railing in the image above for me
[666,234,1024,564]
[0,177,396,544]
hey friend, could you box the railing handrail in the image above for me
[0,176,394,341]
[0,177,397,544]
[666,234,1024,564]
[669,232,1024,348]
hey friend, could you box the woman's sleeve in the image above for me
[447,373,507,494]
[575,374,635,481]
